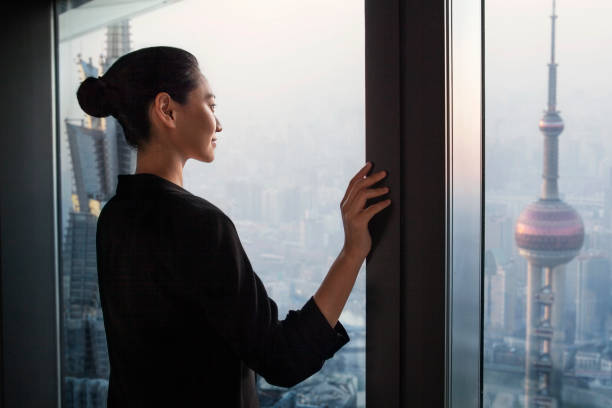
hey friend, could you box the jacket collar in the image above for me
[115,173,191,197]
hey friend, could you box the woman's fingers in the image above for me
[344,170,388,210]
[341,162,372,205]
[346,186,390,217]
[359,197,392,222]
[361,169,387,188]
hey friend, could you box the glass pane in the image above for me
[57,0,365,406]
[484,1,612,407]
[447,0,483,405]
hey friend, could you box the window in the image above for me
[3,1,489,406]
[483,1,612,407]
[56,0,365,406]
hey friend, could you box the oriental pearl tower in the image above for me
[514,1,584,407]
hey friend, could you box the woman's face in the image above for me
[176,73,222,163]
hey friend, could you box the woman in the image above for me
[80,46,391,407]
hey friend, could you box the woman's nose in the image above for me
[215,115,222,132]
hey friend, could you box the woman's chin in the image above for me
[191,151,214,163]
[203,151,215,163]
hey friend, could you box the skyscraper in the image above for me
[514,1,585,406]
[62,19,136,407]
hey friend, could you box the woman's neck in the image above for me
[134,140,186,188]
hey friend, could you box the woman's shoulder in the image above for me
[97,190,237,242]
[167,192,237,233]
[170,192,229,220]
[97,190,226,219]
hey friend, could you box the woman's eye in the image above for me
[210,104,216,112]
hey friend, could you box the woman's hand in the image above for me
[313,162,391,328]
[340,162,391,260]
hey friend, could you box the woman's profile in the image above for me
[79,46,391,407]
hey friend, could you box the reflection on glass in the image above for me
[57,0,365,406]
[484,1,612,407]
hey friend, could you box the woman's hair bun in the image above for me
[76,76,115,118]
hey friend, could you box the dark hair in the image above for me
[76,46,202,149]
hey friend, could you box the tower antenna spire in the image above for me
[548,0,558,112]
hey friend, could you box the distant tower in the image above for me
[103,19,131,67]
[101,19,136,178]
[514,1,585,407]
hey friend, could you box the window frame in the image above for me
[0,1,485,407]
[0,2,62,407]
[364,0,483,406]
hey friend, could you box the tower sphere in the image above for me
[539,111,564,134]
[515,199,584,267]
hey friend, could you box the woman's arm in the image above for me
[313,162,391,329]
[313,248,364,328]
[177,208,351,388]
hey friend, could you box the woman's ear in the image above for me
[150,92,176,129]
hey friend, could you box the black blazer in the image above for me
[95,173,350,407]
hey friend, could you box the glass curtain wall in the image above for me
[483,1,612,407]
[56,1,366,406]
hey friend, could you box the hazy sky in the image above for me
[61,0,365,134]
[486,0,612,191]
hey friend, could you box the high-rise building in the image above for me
[62,19,136,407]
[514,1,585,406]
[485,249,509,335]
